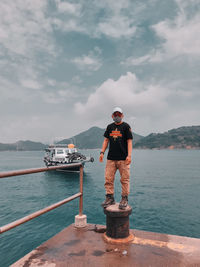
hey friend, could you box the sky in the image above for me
[0,0,200,143]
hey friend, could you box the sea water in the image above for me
[0,149,200,266]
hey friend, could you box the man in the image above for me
[99,107,133,209]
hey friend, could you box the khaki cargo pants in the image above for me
[105,160,130,196]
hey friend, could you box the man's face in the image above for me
[112,112,124,123]
[113,111,123,117]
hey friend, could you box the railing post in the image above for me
[75,164,87,228]
[79,165,83,216]
[0,163,85,234]
[0,193,81,234]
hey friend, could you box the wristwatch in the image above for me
[100,151,104,155]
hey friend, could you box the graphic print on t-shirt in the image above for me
[109,128,122,140]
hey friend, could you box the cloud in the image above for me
[0,70,80,106]
[71,48,102,72]
[121,51,164,66]
[0,0,59,106]
[122,0,200,66]
[72,56,101,71]
[0,114,67,143]
[153,13,200,57]
[98,13,136,39]
[75,72,169,120]
[53,0,140,38]
[56,0,81,15]
[20,79,41,90]
[95,0,144,38]
[153,0,200,58]
[38,80,85,104]
[42,89,78,104]
[52,17,86,33]
[1,0,199,142]
[72,76,82,84]
[75,72,200,135]
[0,0,55,58]
[52,0,84,33]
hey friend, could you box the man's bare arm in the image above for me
[99,138,109,162]
[126,139,132,165]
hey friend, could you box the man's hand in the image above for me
[125,155,131,165]
[99,153,104,162]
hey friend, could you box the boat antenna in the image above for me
[70,137,76,146]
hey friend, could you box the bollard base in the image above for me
[103,232,134,244]
[104,203,132,239]
[74,214,87,228]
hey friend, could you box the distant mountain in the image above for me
[16,140,47,151]
[0,143,16,151]
[134,126,200,149]
[57,126,105,149]
[0,140,47,151]
[57,126,144,149]
[1,125,199,151]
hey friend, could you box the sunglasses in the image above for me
[113,112,122,117]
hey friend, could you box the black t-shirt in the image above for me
[104,122,133,160]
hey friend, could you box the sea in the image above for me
[0,149,200,266]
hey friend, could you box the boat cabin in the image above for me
[45,144,78,163]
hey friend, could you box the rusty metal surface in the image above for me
[106,215,130,238]
[104,203,132,217]
[103,232,134,244]
[11,224,200,267]
[0,193,82,234]
[0,164,84,235]
[104,203,132,239]
[79,166,83,216]
[0,163,83,179]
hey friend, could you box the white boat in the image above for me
[44,144,94,172]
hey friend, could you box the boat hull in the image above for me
[56,165,82,173]
[46,162,85,172]
[44,144,94,172]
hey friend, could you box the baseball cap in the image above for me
[112,107,123,114]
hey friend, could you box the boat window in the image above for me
[70,148,77,153]
[56,149,64,154]
[51,150,55,156]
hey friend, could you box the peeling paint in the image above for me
[132,237,196,253]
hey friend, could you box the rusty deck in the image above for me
[11,224,200,267]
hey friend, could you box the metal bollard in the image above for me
[103,203,134,243]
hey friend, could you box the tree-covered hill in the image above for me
[0,140,47,151]
[134,126,200,149]
[1,125,199,151]
[57,126,143,148]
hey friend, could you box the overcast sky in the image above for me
[0,0,200,143]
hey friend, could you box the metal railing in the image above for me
[0,163,84,234]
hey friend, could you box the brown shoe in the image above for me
[101,194,115,208]
[119,195,128,210]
